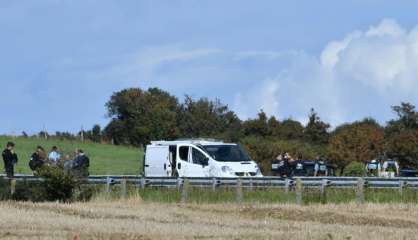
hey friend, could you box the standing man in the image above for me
[314,156,328,177]
[73,149,90,178]
[2,142,18,178]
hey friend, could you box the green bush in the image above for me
[37,166,79,202]
[3,166,85,202]
[343,161,367,176]
[12,181,45,202]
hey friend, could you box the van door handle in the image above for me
[164,163,166,170]
[177,163,181,170]
[145,165,149,167]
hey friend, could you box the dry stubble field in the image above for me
[0,198,417,240]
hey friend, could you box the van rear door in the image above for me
[144,145,169,177]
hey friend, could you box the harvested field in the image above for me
[0,199,417,240]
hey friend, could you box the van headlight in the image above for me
[221,166,234,174]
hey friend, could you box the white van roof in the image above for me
[150,139,234,146]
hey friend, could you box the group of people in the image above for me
[2,142,90,178]
[365,158,400,177]
[272,152,332,177]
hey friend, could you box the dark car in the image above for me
[400,168,418,177]
[271,159,336,177]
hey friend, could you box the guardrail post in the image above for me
[212,177,217,192]
[284,178,291,194]
[295,178,302,205]
[10,179,16,195]
[320,179,328,204]
[249,178,254,191]
[106,177,112,194]
[356,178,365,204]
[121,179,127,199]
[399,180,405,196]
[236,178,243,204]
[177,177,182,191]
[140,177,146,190]
[180,178,189,204]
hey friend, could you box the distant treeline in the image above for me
[28,87,418,175]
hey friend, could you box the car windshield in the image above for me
[202,145,251,162]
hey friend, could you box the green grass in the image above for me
[0,136,143,175]
[109,187,418,204]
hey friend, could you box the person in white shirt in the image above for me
[48,146,61,164]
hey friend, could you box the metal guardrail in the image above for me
[2,175,418,189]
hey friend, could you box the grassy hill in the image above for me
[0,136,143,175]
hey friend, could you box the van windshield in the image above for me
[202,145,251,162]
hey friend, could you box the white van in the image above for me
[144,139,262,177]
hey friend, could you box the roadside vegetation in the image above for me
[96,186,418,205]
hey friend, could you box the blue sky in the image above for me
[2,1,418,134]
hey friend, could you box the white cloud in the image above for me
[234,19,418,126]
[366,18,405,37]
[233,79,280,119]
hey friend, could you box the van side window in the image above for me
[179,146,189,161]
[192,148,208,165]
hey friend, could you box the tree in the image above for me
[219,111,243,142]
[103,120,127,145]
[177,96,238,138]
[271,118,304,140]
[91,125,102,143]
[104,88,180,146]
[242,111,270,137]
[386,102,418,136]
[304,108,330,145]
[328,119,384,174]
[84,124,102,143]
[385,102,418,168]
[386,129,418,167]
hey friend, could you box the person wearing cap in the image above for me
[2,142,18,178]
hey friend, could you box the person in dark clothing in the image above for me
[72,149,90,178]
[29,146,47,175]
[2,142,18,178]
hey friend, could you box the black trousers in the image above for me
[5,164,14,177]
